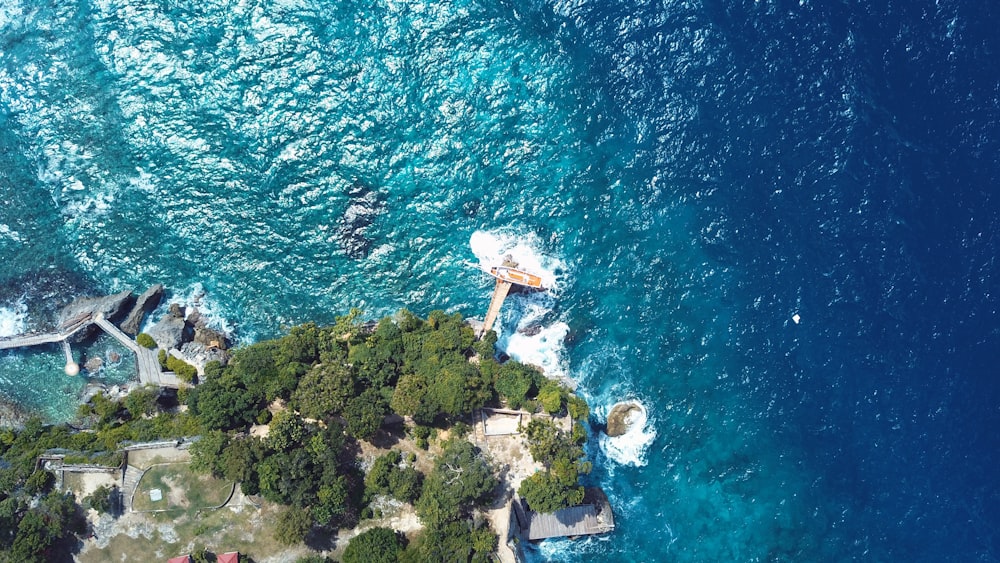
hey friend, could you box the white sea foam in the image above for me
[144,283,240,341]
[0,224,22,243]
[503,320,571,380]
[469,230,566,292]
[469,230,571,379]
[597,400,657,468]
[0,299,28,338]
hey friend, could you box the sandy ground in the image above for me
[483,412,522,435]
[473,411,545,563]
[63,471,120,498]
[127,446,192,468]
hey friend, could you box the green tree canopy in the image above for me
[274,506,312,545]
[189,372,261,431]
[190,430,230,477]
[415,440,497,527]
[517,470,584,513]
[517,418,591,513]
[291,362,356,419]
[83,485,115,515]
[123,386,159,419]
[342,527,404,563]
[344,387,388,441]
[400,520,496,563]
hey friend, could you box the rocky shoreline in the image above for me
[0,396,30,428]
[0,285,235,426]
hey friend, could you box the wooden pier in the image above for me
[0,315,93,351]
[474,256,544,338]
[0,312,182,388]
[480,279,513,337]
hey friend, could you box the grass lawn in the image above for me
[132,462,233,514]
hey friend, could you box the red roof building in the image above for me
[167,557,192,563]
[217,552,240,563]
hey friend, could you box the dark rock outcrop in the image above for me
[119,284,164,335]
[193,326,229,350]
[0,397,30,429]
[57,290,134,326]
[336,180,384,259]
[185,308,202,329]
[605,402,643,438]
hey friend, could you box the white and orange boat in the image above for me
[489,265,544,289]
[466,261,546,290]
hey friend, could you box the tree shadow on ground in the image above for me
[368,422,406,449]
[304,526,340,552]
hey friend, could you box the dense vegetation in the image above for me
[184,308,528,558]
[0,419,112,561]
[343,527,404,563]
[0,308,592,561]
[517,418,592,513]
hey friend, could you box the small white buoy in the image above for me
[65,362,80,376]
[791,313,801,325]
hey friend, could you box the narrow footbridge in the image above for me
[0,314,93,350]
[481,280,513,337]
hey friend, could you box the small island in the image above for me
[0,301,612,562]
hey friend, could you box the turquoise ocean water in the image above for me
[2,0,998,560]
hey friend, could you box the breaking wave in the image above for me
[597,400,656,468]
[469,230,571,380]
[0,298,28,338]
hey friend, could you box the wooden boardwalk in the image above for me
[0,315,93,351]
[93,314,182,388]
[481,279,513,337]
[0,312,182,388]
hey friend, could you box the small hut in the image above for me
[513,488,615,541]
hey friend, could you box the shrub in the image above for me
[84,485,114,514]
[412,425,431,449]
[567,394,590,421]
[25,470,54,495]
[537,381,563,415]
[256,409,273,425]
[136,333,157,349]
[275,506,312,545]
[165,354,198,383]
[343,527,404,563]
[451,421,471,439]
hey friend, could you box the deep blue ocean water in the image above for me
[2,0,998,560]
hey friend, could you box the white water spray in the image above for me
[469,230,570,379]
